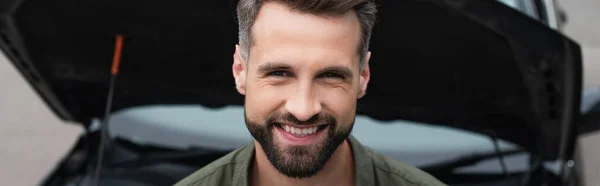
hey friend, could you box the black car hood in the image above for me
[0,0,582,160]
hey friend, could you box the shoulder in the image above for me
[363,146,447,186]
[173,145,251,186]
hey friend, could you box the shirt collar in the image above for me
[347,135,376,186]
[232,142,254,186]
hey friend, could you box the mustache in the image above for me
[266,112,336,126]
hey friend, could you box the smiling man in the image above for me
[175,0,446,186]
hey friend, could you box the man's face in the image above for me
[232,2,371,178]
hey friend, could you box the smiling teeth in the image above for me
[284,125,319,136]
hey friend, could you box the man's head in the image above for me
[231,0,377,179]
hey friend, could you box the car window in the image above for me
[498,0,520,9]
[497,0,540,20]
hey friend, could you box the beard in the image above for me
[245,110,354,179]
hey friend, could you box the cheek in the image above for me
[318,87,357,124]
[244,82,290,120]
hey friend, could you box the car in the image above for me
[1,0,598,185]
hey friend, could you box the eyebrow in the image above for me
[257,62,292,75]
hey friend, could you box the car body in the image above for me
[0,0,598,185]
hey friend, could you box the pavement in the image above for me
[0,0,598,185]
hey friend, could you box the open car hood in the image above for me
[0,0,582,160]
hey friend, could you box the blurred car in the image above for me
[1,0,598,186]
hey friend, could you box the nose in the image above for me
[284,83,322,121]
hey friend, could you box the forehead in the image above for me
[249,2,362,68]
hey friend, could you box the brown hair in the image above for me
[236,0,377,67]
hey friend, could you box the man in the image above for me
[175,0,446,185]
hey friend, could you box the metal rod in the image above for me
[92,34,124,186]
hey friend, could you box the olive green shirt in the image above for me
[174,135,447,186]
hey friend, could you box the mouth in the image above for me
[274,123,330,146]
[277,123,329,136]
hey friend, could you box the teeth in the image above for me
[283,125,319,136]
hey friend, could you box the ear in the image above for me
[232,45,247,95]
[358,52,371,98]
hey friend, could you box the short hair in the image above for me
[236,0,377,68]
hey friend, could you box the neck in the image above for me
[250,140,355,186]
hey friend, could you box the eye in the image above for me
[267,71,291,77]
[320,72,345,79]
